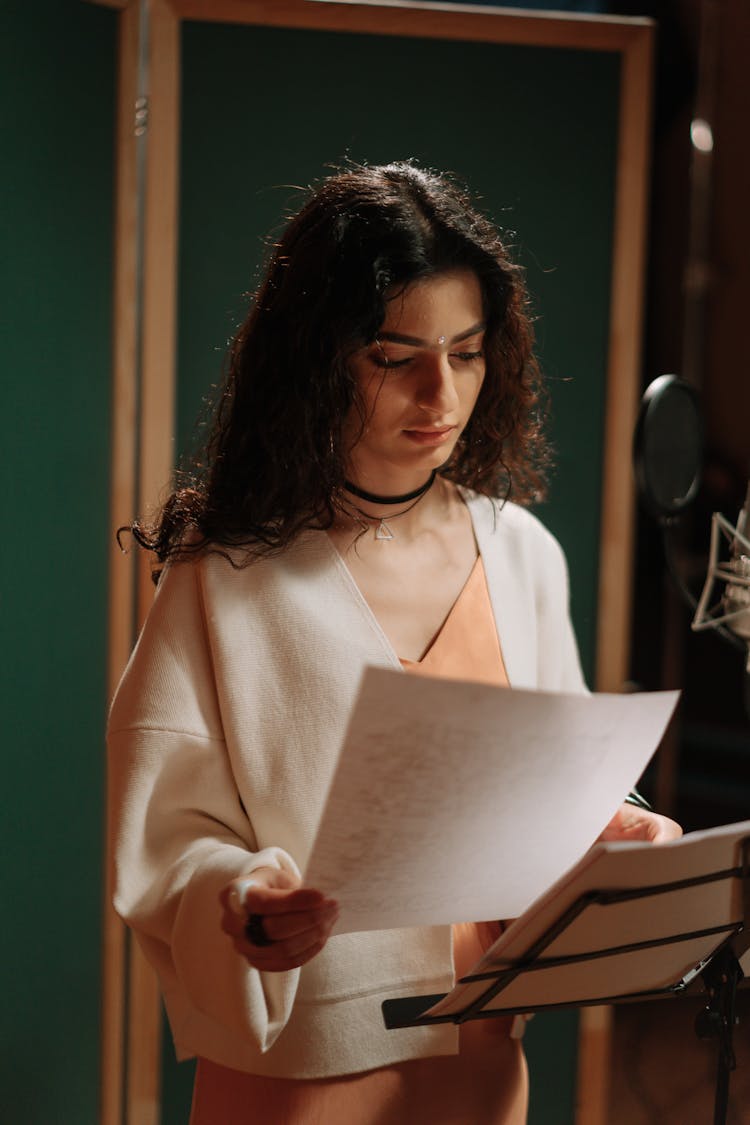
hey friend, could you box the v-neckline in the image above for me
[403,554,482,664]
[322,495,481,665]
[316,490,531,690]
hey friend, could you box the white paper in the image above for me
[304,666,679,933]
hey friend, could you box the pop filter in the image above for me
[633,374,703,522]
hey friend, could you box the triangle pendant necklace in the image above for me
[374,520,395,541]
[344,471,439,541]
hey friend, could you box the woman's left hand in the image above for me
[598,803,682,844]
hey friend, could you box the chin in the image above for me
[416,439,460,466]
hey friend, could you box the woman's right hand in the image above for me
[220,867,339,972]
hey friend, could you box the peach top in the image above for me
[190,556,528,1124]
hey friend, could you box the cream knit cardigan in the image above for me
[108,494,587,1078]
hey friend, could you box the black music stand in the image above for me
[383,836,750,1125]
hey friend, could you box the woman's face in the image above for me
[345,269,486,490]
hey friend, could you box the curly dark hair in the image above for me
[129,160,549,566]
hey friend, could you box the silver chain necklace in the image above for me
[344,474,438,540]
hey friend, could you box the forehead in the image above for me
[381,270,484,335]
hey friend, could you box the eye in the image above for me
[371,344,416,371]
[451,350,484,363]
[370,351,412,369]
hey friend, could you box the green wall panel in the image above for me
[1,2,116,1121]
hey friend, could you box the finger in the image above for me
[221,879,330,922]
[240,937,328,973]
[650,814,683,844]
[600,808,683,844]
[627,812,680,843]
[278,937,328,970]
[222,879,334,916]
[244,886,336,915]
[220,907,338,964]
[223,868,300,913]
[229,925,332,971]
[227,905,339,964]
[262,902,339,943]
[220,898,339,944]
[250,904,339,955]
[276,917,337,958]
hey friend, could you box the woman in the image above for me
[109,161,679,1123]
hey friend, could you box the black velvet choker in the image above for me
[343,470,437,506]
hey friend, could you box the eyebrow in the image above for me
[376,321,486,348]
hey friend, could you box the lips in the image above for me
[402,425,457,445]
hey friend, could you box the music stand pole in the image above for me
[696,942,745,1125]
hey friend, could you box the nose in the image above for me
[415,352,460,415]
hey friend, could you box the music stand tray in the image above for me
[382,822,750,1125]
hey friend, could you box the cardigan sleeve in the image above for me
[107,557,300,1054]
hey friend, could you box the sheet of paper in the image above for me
[304,666,679,934]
